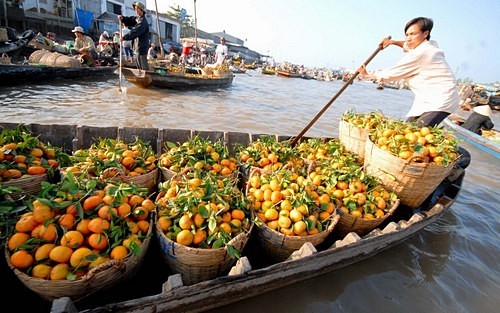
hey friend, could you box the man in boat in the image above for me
[214,37,228,66]
[357,17,459,127]
[180,41,193,65]
[147,43,157,60]
[70,26,98,67]
[119,2,150,70]
[461,104,494,135]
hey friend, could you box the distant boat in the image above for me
[261,67,275,75]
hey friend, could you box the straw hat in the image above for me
[473,105,492,117]
[71,26,84,34]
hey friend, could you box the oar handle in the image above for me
[290,35,391,147]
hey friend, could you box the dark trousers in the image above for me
[406,111,450,127]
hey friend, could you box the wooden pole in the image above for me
[154,0,165,57]
[194,0,198,49]
[290,36,391,147]
[118,20,123,93]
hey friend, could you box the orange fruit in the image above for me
[110,245,128,260]
[39,223,58,242]
[88,233,108,251]
[178,214,193,230]
[176,229,194,246]
[193,213,205,228]
[127,220,139,234]
[264,208,279,221]
[50,263,70,280]
[83,195,104,211]
[136,220,150,234]
[76,219,92,235]
[70,247,93,268]
[219,222,232,234]
[278,215,292,229]
[293,220,307,235]
[132,207,148,221]
[33,205,54,223]
[15,214,38,233]
[60,230,84,248]
[87,217,110,234]
[49,246,73,263]
[141,199,156,212]
[8,232,31,251]
[128,195,144,207]
[31,264,53,279]
[65,204,78,216]
[193,229,207,245]
[27,165,47,175]
[157,216,173,232]
[29,148,44,158]
[117,203,132,217]
[35,243,56,261]
[58,213,76,230]
[10,250,34,269]
[98,205,117,220]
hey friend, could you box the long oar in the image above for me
[290,36,391,147]
[118,21,123,93]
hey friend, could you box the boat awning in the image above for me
[95,12,119,22]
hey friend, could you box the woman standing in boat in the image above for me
[461,105,494,135]
[118,2,149,70]
[358,17,459,127]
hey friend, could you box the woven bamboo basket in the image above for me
[159,165,238,183]
[333,199,400,239]
[338,120,370,161]
[255,213,340,262]
[363,138,456,208]
[155,222,252,285]
[4,216,153,302]
[2,174,47,201]
[101,167,159,195]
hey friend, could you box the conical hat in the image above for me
[473,105,492,117]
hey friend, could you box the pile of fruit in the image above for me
[63,137,157,178]
[370,119,460,165]
[6,174,154,280]
[0,125,69,182]
[341,110,389,130]
[155,170,251,255]
[159,135,238,178]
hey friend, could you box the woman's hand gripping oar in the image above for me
[290,36,391,147]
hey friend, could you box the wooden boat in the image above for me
[0,64,117,86]
[443,118,500,158]
[244,62,258,70]
[0,30,35,55]
[0,122,464,313]
[230,65,247,74]
[276,69,302,78]
[121,67,234,89]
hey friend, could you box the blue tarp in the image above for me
[74,8,94,33]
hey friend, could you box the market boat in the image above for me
[443,118,500,158]
[0,122,464,313]
[0,30,36,55]
[276,69,302,78]
[121,67,234,89]
[261,67,276,75]
[0,64,117,86]
[230,65,247,74]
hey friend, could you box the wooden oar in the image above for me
[118,21,123,93]
[290,36,391,147]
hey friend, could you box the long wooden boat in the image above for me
[443,118,500,158]
[0,122,464,313]
[261,67,275,75]
[0,64,118,86]
[276,69,302,78]
[121,67,234,89]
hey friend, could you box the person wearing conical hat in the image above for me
[461,104,494,135]
[118,2,150,70]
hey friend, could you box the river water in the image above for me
[1,72,499,313]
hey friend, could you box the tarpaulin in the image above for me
[74,8,94,33]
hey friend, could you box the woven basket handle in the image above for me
[170,166,194,181]
[407,155,429,164]
[86,259,126,280]
[101,167,126,181]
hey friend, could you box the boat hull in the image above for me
[122,68,234,89]
[0,64,117,86]
[443,118,500,158]
[276,69,301,78]
[0,122,464,313]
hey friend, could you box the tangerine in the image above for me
[10,250,34,269]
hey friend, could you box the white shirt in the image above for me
[215,43,228,65]
[122,28,132,48]
[376,40,459,117]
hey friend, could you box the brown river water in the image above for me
[0,71,499,312]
